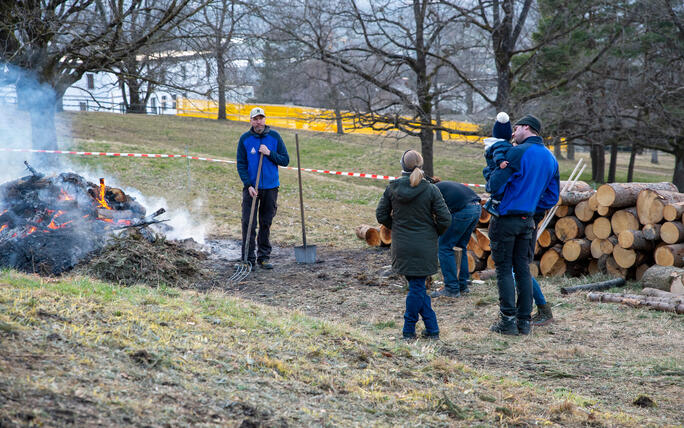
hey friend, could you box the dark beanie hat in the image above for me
[515,114,542,134]
[492,112,512,140]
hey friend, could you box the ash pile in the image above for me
[0,162,165,274]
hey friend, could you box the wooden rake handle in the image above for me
[243,153,264,263]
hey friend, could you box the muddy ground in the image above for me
[204,240,683,424]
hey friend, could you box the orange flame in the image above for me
[46,211,72,230]
[0,224,7,233]
[97,178,111,209]
[26,226,37,235]
[58,189,74,201]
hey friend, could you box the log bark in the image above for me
[640,265,684,292]
[575,200,596,222]
[379,224,392,246]
[540,245,565,276]
[475,228,490,251]
[560,190,595,206]
[611,207,640,237]
[636,189,684,225]
[596,182,678,208]
[561,180,593,193]
[613,246,646,269]
[642,287,684,299]
[587,291,684,314]
[560,277,625,294]
[592,217,612,239]
[562,238,592,262]
[467,250,485,272]
[654,244,684,267]
[642,223,662,241]
[661,221,684,244]
[555,216,585,241]
[591,236,618,259]
[663,201,684,222]
[355,225,380,246]
[617,230,655,251]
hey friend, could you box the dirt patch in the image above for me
[203,240,683,424]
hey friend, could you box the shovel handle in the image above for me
[296,134,307,248]
[243,153,264,263]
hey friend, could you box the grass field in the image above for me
[1,111,682,426]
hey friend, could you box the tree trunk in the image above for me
[590,236,618,259]
[562,238,591,262]
[216,48,227,121]
[610,207,640,236]
[587,291,684,314]
[355,225,380,246]
[434,103,442,142]
[608,140,618,183]
[592,217,612,239]
[651,148,659,164]
[617,230,655,251]
[674,143,684,192]
[567,140,575,160]
[420,124,434,178]
[627,144,639,182]
[560,278,624,294]
[554,216,585,241]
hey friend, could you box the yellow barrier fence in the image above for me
[176,98,483,142]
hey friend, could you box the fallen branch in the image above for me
[587,291,684,314]
[560,278,625,295]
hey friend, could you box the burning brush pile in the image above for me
[0,162,165,275]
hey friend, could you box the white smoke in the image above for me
[0,64,210,244]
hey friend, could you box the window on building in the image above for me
[161,95,167,112]
[79,102,87,111]
[86,74,94,90]
[150,97,157,114]
[171,94,177,109]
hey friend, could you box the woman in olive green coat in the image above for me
[376,150,451,339]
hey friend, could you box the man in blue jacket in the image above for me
[487,114,559,335]
[237,107,289,269]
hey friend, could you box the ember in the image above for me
[0,165,163,274]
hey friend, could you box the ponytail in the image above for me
[409,168,425,187]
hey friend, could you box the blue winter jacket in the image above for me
[237,126,289,190]
[488,136,560,216]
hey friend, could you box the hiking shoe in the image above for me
[430,288,461,298]
[490,314,519,335]
[517,319,531,335]
[459,286,471,294]
[402,332,417,340]
[257,260,273,269]
[531,303,554,326]
[421,330,440,340]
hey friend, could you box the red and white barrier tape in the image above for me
[0,147,486,188]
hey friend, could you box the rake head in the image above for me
[228,261,252,283]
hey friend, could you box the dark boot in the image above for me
[531,303,554,326]
[517,319,531,335]
[490,313,519,335]
[430,288,460,298]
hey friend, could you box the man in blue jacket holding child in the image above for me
[487,114,559,335]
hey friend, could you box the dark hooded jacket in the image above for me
[376,176,451,276]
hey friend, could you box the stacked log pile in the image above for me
[358,181,684,291]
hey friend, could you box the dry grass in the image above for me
[0,270,645,426]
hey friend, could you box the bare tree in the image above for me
[0,0,198,164]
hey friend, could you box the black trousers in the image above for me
[489,215,535,319]
[241,187,278,263]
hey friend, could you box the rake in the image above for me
[228,153,264,284]
[536,157,586,241]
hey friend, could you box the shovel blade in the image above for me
[294,245,317,264]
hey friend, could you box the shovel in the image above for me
[293,134,317,263]
[229,153,264,283]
